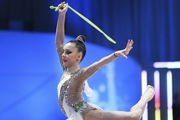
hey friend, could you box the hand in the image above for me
[58,2,68,14]
[116,39,134,58]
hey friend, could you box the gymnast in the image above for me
[55,2,155,120]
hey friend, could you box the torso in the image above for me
[57,67,101,119]
[58,69,84,115]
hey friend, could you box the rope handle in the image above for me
[50,4,116,44]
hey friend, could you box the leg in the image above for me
[84,85,155,120]
[85,109,142,120]
[130,85,155,112]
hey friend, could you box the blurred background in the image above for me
[0,0,180,120]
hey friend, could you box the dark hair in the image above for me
[67,35,86,62]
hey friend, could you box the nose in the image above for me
[62,52,65,57]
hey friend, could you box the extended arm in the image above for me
[55,2,68,68]
[94,39,134,69]
[81,39,134,80]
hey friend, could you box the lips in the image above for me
[62,59,67,62]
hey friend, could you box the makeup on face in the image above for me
[63,43,77,56]
[64,49,72,55]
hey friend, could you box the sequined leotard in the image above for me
[57,67,102,120]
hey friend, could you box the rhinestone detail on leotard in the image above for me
[58,69,83,115]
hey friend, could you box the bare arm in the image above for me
[94,39,134,69]
[80,39,134,81]
[55,2,68,69]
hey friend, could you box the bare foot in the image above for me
[141,85,155,102]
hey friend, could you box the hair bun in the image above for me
[76,35,86,43]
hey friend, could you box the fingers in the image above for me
[128,39,133,47]
[123,39,133,55]
[120,52,127,59]
[127,39,133,50]
[58,2,68,11]
[126,39,133,50]
[59,1,66,7]
[126,39,130,48]
[130,39,134,47]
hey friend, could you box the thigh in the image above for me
[84,109,141,120]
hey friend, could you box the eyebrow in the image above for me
[63,48,74,53]
[63,48,71,50]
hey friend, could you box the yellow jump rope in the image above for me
[50,4,116,44]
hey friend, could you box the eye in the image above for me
[65,51,72,54]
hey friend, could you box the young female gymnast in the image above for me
[55,2,155,120]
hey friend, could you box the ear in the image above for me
[77,52,82,60]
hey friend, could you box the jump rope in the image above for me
[50,4,116,44]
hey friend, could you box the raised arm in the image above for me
[95,39,134,69]
[55,2,68,69]
[80,39,134,80]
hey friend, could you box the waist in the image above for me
[62,98,85,114]
[65,98,84,111]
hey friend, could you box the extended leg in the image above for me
[85,109,142,120]
[84,85,155,120]
[130,85,155,112]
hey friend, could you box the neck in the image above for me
[66,65,80,73]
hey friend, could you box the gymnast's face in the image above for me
[62,42,82,67]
